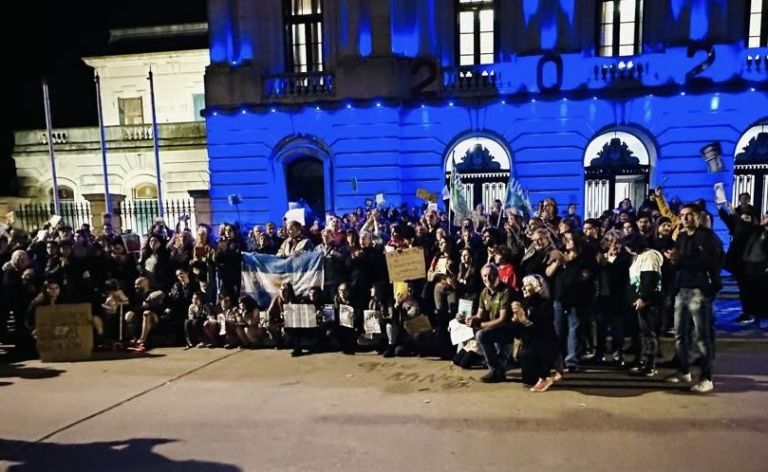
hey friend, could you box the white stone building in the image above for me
[11,23,211,232]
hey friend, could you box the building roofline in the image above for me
[109,23,208,43]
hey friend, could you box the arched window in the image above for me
[444,135,512,211]
[48,185,75,201]
[132,183,158,200]
[584,131,651,218]
[598,0,643,57]
[733,121,768,215]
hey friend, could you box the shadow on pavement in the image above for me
[0,437,242,472]
[0,363,65,386]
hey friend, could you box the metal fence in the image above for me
[119,198,197,236]
[13,201,93,232]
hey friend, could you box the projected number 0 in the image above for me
[537,52,563,93]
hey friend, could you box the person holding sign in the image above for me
[467,263,516,383]
[333,283,359,355]
[364,283,392,355]
[285,286,325,357]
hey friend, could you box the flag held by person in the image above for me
[449,154,471,226]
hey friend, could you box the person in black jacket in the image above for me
[666,204,724,393]
[519,275,556,392]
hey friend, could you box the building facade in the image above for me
[203,0,768,235]
[12,24,211,231]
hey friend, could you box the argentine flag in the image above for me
[241,252,324,307]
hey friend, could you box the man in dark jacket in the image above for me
[666,204,723,393]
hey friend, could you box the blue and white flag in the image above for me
[241,252,324,307]
[504,174,533,219]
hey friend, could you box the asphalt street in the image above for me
[1,342,767,471]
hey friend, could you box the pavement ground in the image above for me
[1,339,768,472]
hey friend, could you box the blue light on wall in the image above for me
[540,18,557,50]
[690,0,709,41]
[522,0,540,26]
[359,0,372,57]
[359,19,372,56]
[391,0,419,57]
[670,0,686,21]
[559,0,575,25]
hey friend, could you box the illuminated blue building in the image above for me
[204,0,768,240]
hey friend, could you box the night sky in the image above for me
[1,0,207,193]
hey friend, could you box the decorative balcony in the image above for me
[592,59,646,84]
[263,72,335,100]
[442,65,499,95]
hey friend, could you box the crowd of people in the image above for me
[2,188,767,395]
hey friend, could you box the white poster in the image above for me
[457,299,474,319]
[339,304,355,329]
[283,304,318,328]
[363,310,381,334]
[713,182,728,205]
[448,319,475,346]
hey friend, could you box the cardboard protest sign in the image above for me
[339,304,355,328]
[385,247,426,282]
[416,188,438,203]
[363,310,381,334]
[35,303,93,362]
[403,315,432,335]
[283,304,318,328]
[448,319,475,346]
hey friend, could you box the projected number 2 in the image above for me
[685,43,716,82]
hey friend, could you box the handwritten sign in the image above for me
[283,304,318,328]
[403,315,432,335]
[416,188,438,203]
[385,247,426,282]
[35,303,93,362]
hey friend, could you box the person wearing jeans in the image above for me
[468,263,516,383]
[666,203,723,393]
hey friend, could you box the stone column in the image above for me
[82,193,125,234]
[188,190,212,228]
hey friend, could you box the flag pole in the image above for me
[42,79,61,216]
[94,73,112,218]
[148,67,165,218]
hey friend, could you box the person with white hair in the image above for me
[519,274,557,392]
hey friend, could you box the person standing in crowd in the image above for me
[624,234,664,377]
[519,275,556,392]
[214,224,242,297]
[315,227,349,302]
[277,221,314,257]
[666,204,724,393]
